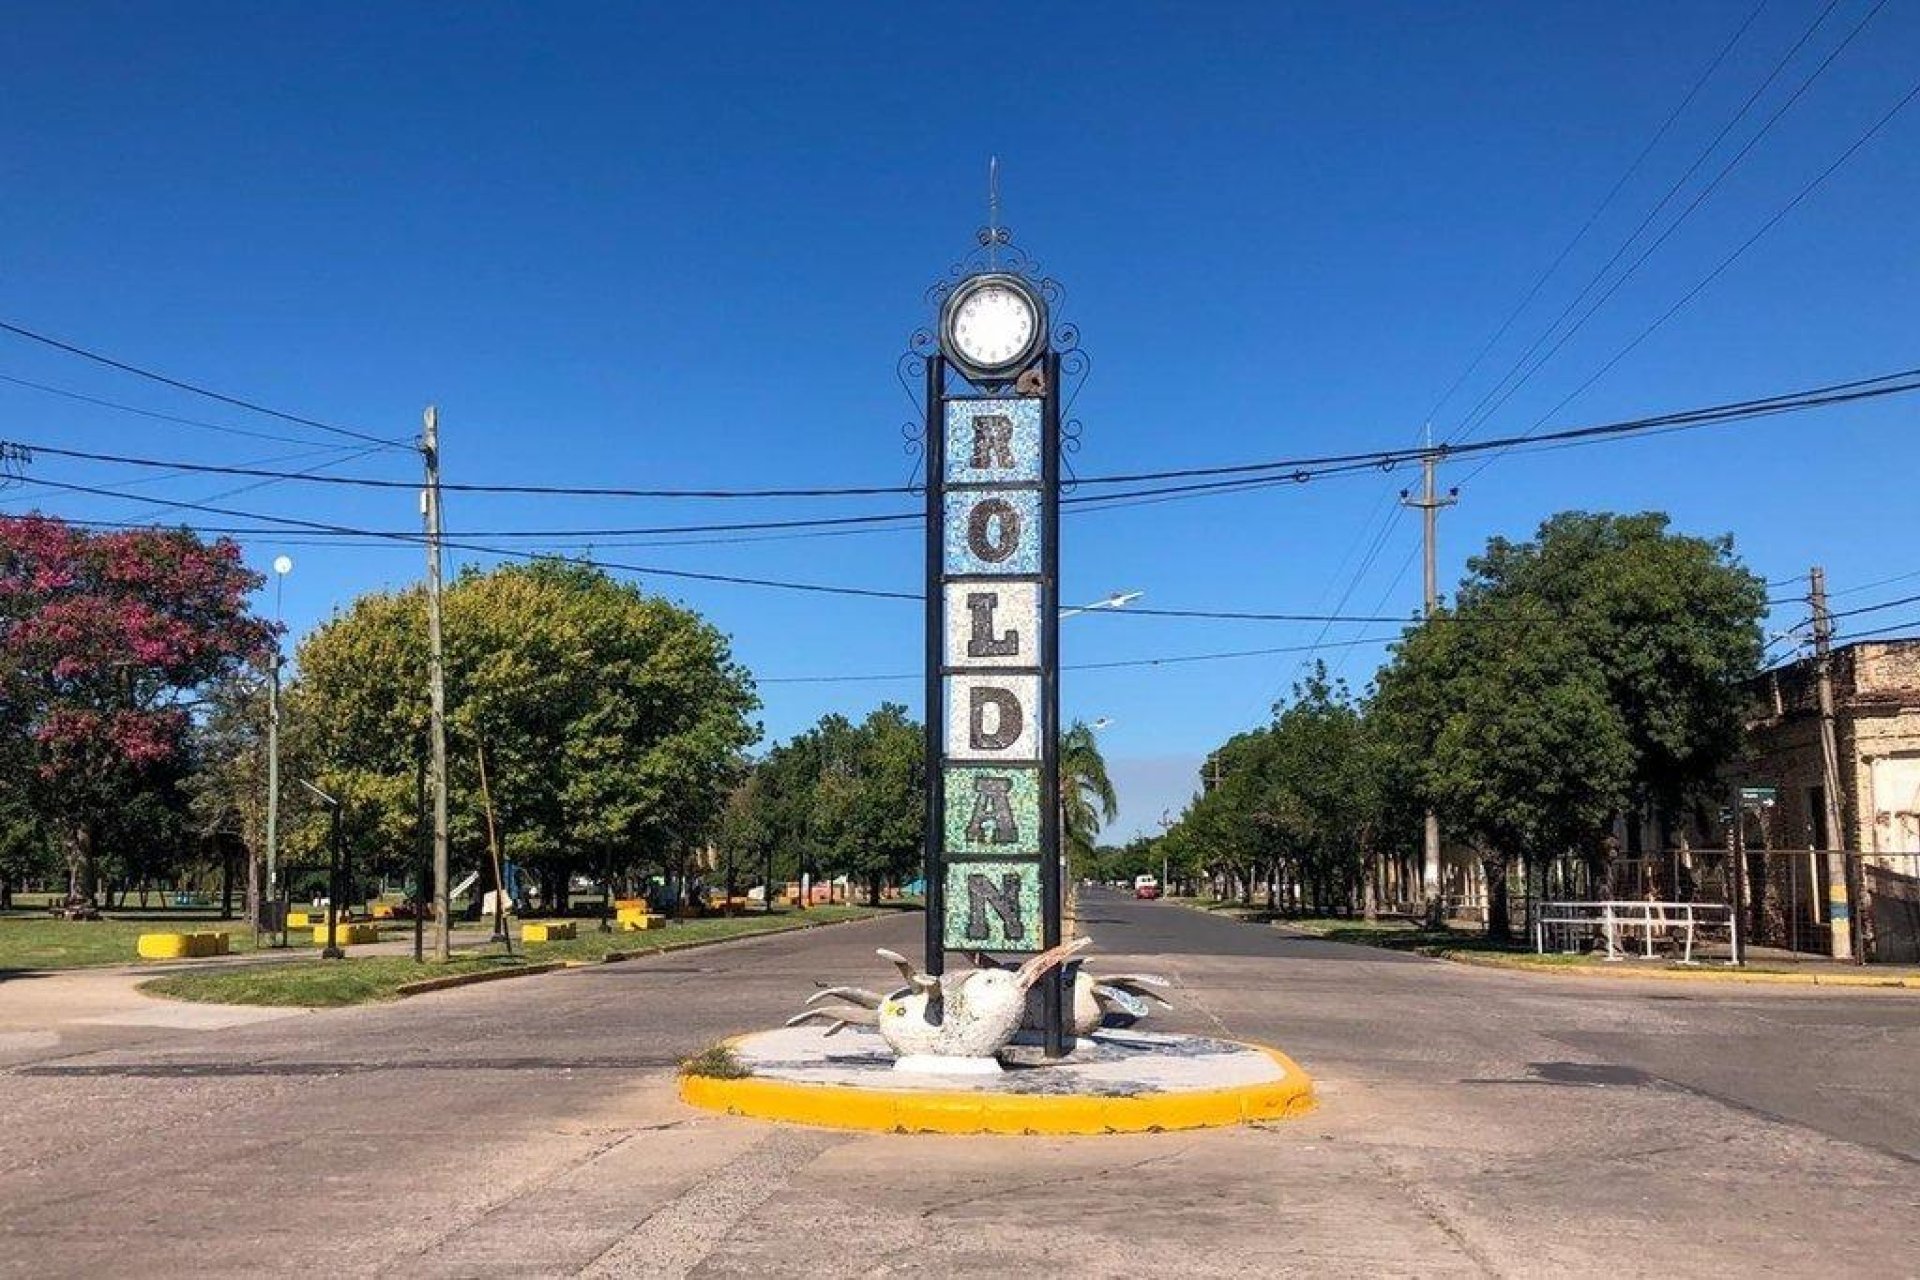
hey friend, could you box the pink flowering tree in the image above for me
[0,515,273,903]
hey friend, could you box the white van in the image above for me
[1133,874,1161,900]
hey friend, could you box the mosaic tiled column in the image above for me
[938,391,1048,953]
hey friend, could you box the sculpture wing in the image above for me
[806,986,885,1009]
[785,1007,878,1037]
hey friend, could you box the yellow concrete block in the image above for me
[312,922,379,947]
[286,910,314,928]
[618,913,666,931]
[371,904,396,920]
[522,921,577,943]
[137,933,194,960]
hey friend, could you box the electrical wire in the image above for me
[758,634,1414,684]
[1446,0,1857,447]
[11,477,921,603]
[0,318,412,451]
[1421,0,1770,428]
[15,363,1918,513]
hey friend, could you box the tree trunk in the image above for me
[1484,855,1513,942]
[65,822,98,904]
[867,873,881,907]
[1362,848,1379,923]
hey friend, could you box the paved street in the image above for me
[2,893,1916,1278]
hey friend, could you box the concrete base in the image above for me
[892,1053,1005,1076]
[681,1026,1314,1134]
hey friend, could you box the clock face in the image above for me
[952,284,1035,368]
[941,274,1045,380]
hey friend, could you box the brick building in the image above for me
[1735,638,1920,960]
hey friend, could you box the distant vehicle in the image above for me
[1133,875,1162,900]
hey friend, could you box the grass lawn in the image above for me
[138,904,894,1007]
[140,954,528,1007]
[0,913,277,971]
[515,903,885,962]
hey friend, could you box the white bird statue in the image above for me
[789,937,1091,1072]
[967,951,1174,1036]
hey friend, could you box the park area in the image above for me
[1,895,891,1006]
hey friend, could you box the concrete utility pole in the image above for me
[1401,448,1457,927]
[1810,566,1855,961]
[422,406,451,962]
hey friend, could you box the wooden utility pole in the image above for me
[1401,449,1457,926]
[1810,566,1855,961]
[422,406,451,962]
[476,738,511,955]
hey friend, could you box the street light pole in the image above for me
[264,555,292,945]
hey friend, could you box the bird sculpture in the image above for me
[788,937,1092,1069]
[967,950,1174,1036]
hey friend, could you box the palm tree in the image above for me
[1059,720,1119,867]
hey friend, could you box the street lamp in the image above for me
[298,778,346,960]
[264,555,292,944]
[1060,589,1144,619]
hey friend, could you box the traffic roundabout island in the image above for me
[679,1025,1315,1135]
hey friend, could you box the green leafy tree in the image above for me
[813,704,924,905]
[1458,512,1766,839]
[1372,590,1637,940]
[289,560,759,909]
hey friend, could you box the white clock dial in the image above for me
[952,283,1036,369]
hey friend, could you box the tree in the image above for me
[289,560,759,908]
[1458,511,1765,840]
[1060,720,1119,869]
[0,516,272,903]
[813,704,924,905]
[745,705,925,907]
[1376,617,1634,939]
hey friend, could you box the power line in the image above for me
[1420,0,1769,428]
[1457,62,1920,485]
[758,634,1413,684]
[1446,0,1856,447]
[1833,615,1920,644]
[0,318,412,452]
[17,363,1919,512]
[11,477,921,603]
[0,369,356,448]
[1828,591,1920,622]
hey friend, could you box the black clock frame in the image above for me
[937,271,1050,386]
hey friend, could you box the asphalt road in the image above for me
[1,892,1916,1278]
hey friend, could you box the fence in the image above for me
[1536,849,1920,963]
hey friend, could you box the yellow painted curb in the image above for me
[1438,950,1919,990]
[679,1041,1315,1135]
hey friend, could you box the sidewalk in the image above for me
[0,924,511,1064]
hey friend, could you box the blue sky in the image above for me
[3,2,1916,840]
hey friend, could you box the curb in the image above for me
[394,911,893,995]
[593,910,889,965]
[679,1040,1316,1135]
[394,961,566,997]
[1433,948,1920,989]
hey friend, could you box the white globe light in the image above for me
[273,556,294,576]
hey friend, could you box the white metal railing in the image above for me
[1534,900,1736,965]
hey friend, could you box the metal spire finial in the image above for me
[987,156,1001,268]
